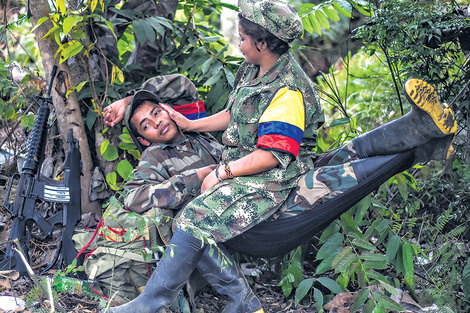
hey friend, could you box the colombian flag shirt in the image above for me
[222,52,324,190]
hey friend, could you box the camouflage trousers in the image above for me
[176,141,359,242]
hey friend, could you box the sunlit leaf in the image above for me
[117,159,134,180]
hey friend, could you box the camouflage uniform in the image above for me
[118,74,222,244]
[123,133,223,244]
[175,0,368,242]
[176,52,326,241]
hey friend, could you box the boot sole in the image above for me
[404,79,457,135]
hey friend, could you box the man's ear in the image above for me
[137,137,151,147]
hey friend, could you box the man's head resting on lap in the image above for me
[126,90,183,148]
[122,74,202,152]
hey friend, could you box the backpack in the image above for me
[73,201,174,300]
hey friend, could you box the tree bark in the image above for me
[30,0,101,215]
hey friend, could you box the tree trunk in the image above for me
[30,0,101,215]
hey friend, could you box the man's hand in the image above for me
[103,96,132,127]
[196,165,217,185]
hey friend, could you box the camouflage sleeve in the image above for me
[123,150,201,213]
[270,150,292,169]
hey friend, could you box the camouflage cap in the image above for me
[123,74,200,152]
[238,0,302,43]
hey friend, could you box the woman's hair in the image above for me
[238,14,290,56]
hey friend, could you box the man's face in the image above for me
[131,101,183,146]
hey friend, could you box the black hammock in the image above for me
[225,150,415,258]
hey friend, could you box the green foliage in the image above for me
[299,0,374,36]
[354,0,470,116]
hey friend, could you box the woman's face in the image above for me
[238,25,262,65]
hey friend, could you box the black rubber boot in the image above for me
[351,154,404,183]
[353,79,457,159]
[101,229,205,313]
[196,245,264,313]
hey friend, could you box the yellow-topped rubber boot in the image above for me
[404,79,457,135]
[353,79,457,162]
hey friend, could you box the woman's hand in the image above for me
[160,103,192,131]
[201,169,221,192]
[196,165,217,182]
[103,96,132,127]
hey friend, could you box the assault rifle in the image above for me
[0,65,82,275]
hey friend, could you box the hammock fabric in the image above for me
[224,150,415,258]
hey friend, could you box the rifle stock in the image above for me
[0,66,82,275]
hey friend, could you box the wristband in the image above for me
[224,163,234,179]
[214,164,223,182]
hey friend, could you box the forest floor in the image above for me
[0,159,461,313]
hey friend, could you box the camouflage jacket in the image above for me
[124,132,223,213]
[222,52,325,191]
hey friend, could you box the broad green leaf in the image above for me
[319,222,341,242]
[375,219,390,233]
[20,113,35,131]
[386,234,400,263]
[463,258,470,299]
[363,298,375,313]
[350,0,374,16]
[42,24,60,40]
[363,260,388,270]
[315,10,330,30]
[402,243,415,289]
[31,16,50,32]
[340,213,362,236]
[315,247,341,274]
[351,237,377,251]
[329,117,350,127]
[313,287,324,313]
[396,173,408,202]
[117,160,134,180]
[112,64,124,85]
[201,58,216,76]
[295,278,314,304]
[86,108,97,130]
[90,0,98,13]
[204,69,224,86]
[373,292,403,312]
[76,81,88,92]
[316,232,343,260]
[308,13,322,36]
[378,280,399,296]
[202,36,221,43]
[354,195,371,223]
[332,0,352,18]
[57,0,66,15]
[59,40,83,64]
[316,276,344,294]
[119,142,138,151]
[281,279,292,297]
[360,252,387,262]
[119,132,135,144]
[332,246,355,272]
[301,15,313,34]
[133,20,147,45]
[323,5,340,21]
[100,139,118,161]
[63,15,83,35]
[106,172,121,190]
[351,288,370,312]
